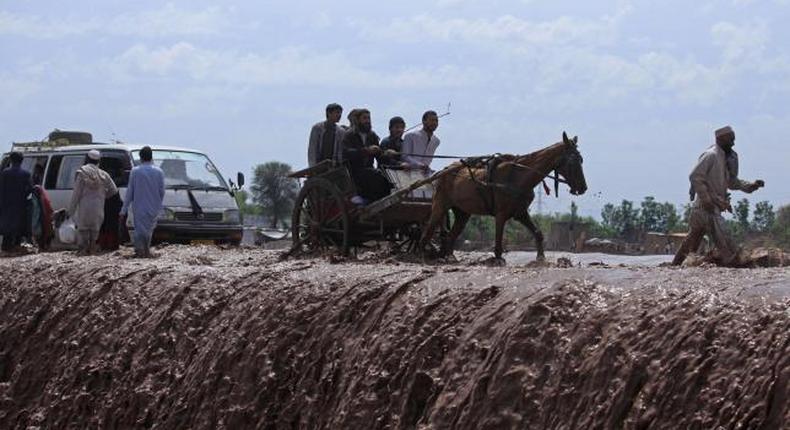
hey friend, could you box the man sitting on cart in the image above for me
[402,110,441,173]
[341,109,395,205]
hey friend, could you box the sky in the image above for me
[2,0,789,218]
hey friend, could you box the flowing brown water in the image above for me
[0,247,787,429]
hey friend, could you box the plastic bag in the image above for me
[58,218,78,244]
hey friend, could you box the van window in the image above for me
[45,154,85,190]
[99,151,132,188]
[21,156,48,185]
[45,156,61,189]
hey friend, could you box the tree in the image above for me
[734,198,750,233]
[772,205,790,248]
[640,196,661,232]
[234,190,261,216]
[601,203,616,231]
[660,202,680,233]
[611,200,639,238]
[680,203,692,230]
[752,201,775,233]
[251,161,299,228]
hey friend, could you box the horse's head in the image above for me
[556,132,587,195]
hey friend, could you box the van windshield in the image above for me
[132,150,227,191]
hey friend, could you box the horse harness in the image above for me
[458,154,569,216]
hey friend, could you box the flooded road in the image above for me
[0,246,787,429]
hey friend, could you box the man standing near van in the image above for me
[68,150,117,255]
[308,103,346,167]
[121,146,165,258]
[0,152,33,252]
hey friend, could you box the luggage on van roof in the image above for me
[11,129,96,152]
[48,130,92,145]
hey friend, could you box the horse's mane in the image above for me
[514,141,566,166]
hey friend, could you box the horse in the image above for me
[419,132,588,263]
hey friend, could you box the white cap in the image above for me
[87,149,101,161]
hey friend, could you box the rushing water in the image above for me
[0,247,787,429]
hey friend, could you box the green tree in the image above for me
[601,203,615,230]
[639,196,661,232]
[680,203,692,230]
[734,198,750,233]
[772,205,790,248]
[752,201,775,233]
[611,200,639,237]
[660,202,680,233]
[234,190,261,216]
[251,161,299,228]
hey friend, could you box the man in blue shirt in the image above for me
[120,146,165,258]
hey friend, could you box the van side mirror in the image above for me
[237,172,245,188]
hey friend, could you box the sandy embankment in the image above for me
[0,246,787,429]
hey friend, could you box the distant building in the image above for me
[547,221,590,251]
[643,232,687,255]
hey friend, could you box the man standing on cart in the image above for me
[342,109,394,205]
[308,103,346,167]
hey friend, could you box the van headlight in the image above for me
[224,209,240,223]
[158,208,175,221]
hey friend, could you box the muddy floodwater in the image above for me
[0,246,787,429]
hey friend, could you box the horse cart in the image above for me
[287,160,449,256]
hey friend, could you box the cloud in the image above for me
[711,21,768,63]
[105,42,480,89]
[356,13,623,48]
[0,75,40,110]
[0,4,230,39]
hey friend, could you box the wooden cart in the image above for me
[288,160,451,255]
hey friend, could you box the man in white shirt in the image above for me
[672,126,764,266]
[401,110,440,172]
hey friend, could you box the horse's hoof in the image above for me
[484,257,506,267]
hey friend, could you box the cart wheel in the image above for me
[291,177,350,255]
[396,212,450,256]
[393,222,423,254]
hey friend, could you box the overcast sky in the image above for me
[2,0,789,217]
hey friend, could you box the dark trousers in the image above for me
[2,235,21,251]
[353,168,393,202]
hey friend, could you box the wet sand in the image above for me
[0,246,787,429]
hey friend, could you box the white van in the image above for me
[2,130,245,245]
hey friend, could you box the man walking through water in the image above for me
[672,126,764,266]
[121,146,165,258]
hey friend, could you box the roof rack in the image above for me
[10,130,98,153]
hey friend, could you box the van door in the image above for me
[21,155,49,185]
[45,153,86,211]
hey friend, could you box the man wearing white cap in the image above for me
[68,149,118,255]
[672,126,765,266]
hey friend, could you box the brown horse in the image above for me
[420,132,588,263]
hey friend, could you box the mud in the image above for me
[0,246,788,429]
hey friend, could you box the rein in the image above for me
[397,151,568,185]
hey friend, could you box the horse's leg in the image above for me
[493,214,507,263]
[420,201,448,256]
[515,209,545,262]
[443,208,470,257]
